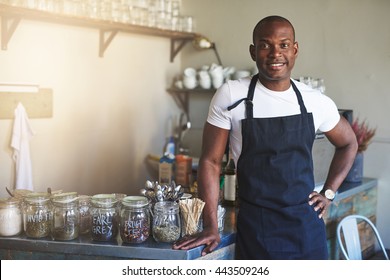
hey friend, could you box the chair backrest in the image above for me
[337,214,389,260]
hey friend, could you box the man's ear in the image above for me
[294,41,299,57]
[249,44,256,61]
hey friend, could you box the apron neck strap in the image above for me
[227,76,308,117]
[290,80,307,114]
[227,74,258,119]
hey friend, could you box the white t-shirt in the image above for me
[207,76,340,164]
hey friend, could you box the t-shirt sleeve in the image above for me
[317,94,340,132]
[206,83,232,130]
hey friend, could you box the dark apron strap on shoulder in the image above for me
[227,74,258,119]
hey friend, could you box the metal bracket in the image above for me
[1,15,21,50]
[170,38,190,62]
[99,29,118,57]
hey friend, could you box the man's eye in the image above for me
[281,43,289,49]
[259,43,270,49]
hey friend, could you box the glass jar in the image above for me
[119,196,150,244]
[23,192,52,238]
[51,192,79,241]
[0,198,23,237]
[78,195,91,235]
[152,201,181,243]
[90,194,119,242]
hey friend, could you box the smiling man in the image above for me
[173,15,357,260]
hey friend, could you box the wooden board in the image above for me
[0,88,53,119]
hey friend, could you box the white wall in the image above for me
[181,0,390,248]
[0,19,181,197]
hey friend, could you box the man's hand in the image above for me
[308,191,331,219]
[172,227,221,256]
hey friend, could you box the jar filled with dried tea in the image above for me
[119,196,150,244]
[0,198,23,237]
[90,194,119,242]
[51,192,79,241]
[23,193,52,238]
[78,195,91,235]
[152,201,181,243]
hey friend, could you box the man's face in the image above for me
[250,21,298,90]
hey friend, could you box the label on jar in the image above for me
[121,218,150,243]
[92,213,118,241]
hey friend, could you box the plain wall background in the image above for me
[0,0,389,248]
[180,0,390,248]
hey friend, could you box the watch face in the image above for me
[325,189,335,200]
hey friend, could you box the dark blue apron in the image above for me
[228,74,328,259]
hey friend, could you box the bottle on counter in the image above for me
[51,192,79,241]
[159,153,175,185]
[0,197,23,237]
[223,153,237,207]
[119,196,150,244]
[23,192,52,238]
[90,194,119,242]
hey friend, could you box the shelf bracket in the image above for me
[99,29,118,57]
[170,38,190,62]
[1,15,21,50]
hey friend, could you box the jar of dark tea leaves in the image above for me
[90,194,119,242]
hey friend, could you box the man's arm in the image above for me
[309,116,358,218]
[172,122,229,255]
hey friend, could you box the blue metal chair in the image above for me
[337,214,389,260]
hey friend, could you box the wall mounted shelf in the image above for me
[0,4,200,61]
[167,87,215,117]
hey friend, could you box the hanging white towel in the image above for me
[11,102,35,190]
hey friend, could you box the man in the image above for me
[173,16,357,259]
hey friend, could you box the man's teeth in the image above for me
[270,63,283,66]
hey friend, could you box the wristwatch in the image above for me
[321,188,336,201]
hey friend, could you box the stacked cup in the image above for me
[183,67,197,89]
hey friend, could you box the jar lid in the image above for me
[52,192,78,203]
[154,201,179,213]
[122,196,149,208]
[91,194,118,206]
[77,195,91,202]
[0,197,21,207]
[24,192,50,203]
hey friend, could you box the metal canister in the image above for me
[119,196,150,243]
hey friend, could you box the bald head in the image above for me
[252,16,295,44]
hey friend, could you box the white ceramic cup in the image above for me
[183,75,197,89]
[184,67,197,77]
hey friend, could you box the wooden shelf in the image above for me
[167,87,215,116]
[0,4,200,60]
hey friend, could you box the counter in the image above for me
[0,207,236,260]
[0,178,377,260]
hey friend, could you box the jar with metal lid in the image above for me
[78,195,91,235]
[51,192,79,241]
[23,192,52,238]
[152,201,181,243]
[0,198,23,237]
[119,196,150,244]
[90,194,119,242]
